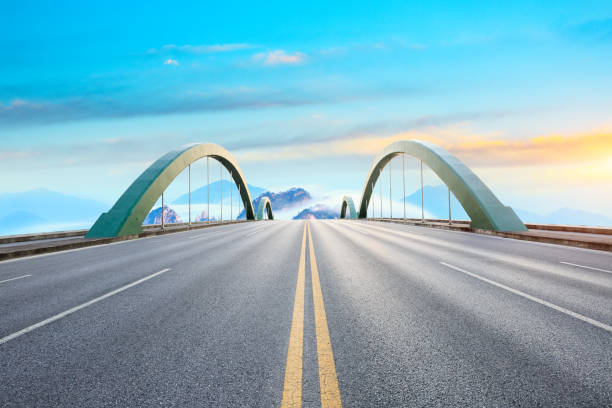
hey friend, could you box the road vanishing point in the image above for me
[1,220,611,406]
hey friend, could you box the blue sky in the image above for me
[1,1,612,215]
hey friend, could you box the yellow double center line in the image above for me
[281,222,307,406]
[281,222,342,408]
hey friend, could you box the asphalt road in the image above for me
[1,220,610,407]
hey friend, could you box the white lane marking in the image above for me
[188,227,229,239]
[189,231,222,240]
[357,223,611,284]
[189,222,264,240]
[560,261,612,275]
[0,275,31,284]
[246,224,276,237]
[364,222,454,235]
[339,222,370,235]
[0,268,171,345]
[440,262,612,334]
[246,229,262,237]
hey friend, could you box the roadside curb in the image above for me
[369,218,612,252]
[0,220,251,261]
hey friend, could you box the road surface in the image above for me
[1,220,610,407]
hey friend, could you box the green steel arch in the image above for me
[358,140,527,231]
[256,197,274,220]
[86,143,256,238]
[340,196,357,219]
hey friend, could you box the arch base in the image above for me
[87,210,143,238]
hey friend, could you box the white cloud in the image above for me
[0,151,31,160]
[9,99,27,107]
[163,58,179,66]
[252,50,306,66]
[1,99,43,111]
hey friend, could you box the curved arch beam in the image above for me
[256,197,274,220]
[340,196,357,219]
[358,140,527,231]
[86,143,256,238]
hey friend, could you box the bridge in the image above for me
[1,141,611,407]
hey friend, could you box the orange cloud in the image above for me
[237,126,612,172]
[448,130,612,167]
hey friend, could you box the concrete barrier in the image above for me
[0,230,89,245]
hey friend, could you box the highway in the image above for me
[1,220,611,407]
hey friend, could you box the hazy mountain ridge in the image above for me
[406,185,612,227]
[0,211,47,234]
[238,187,311,219]
[0,189,109,235]
[173,180,266,205]
[515,207,612,227]
[2,186,611,236]
[404,185,469,220]
[143,206,181,225]
[293,205,338,220]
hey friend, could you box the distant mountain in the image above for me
[257,188,311,211]
[0,211,47,235]
[0,189,109,235]
[513,208,543,224]
[293,204,338,220]
[144,206,181,225]
[516,207,612,227]
[238,187,311,219]
[406,185,612,227]
[194,210,210,222]
[405,185,469,220]
[173,181,266,205]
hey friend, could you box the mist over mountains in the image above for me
[1,185,611,236]
[514,207,612,227]
[405,185,469,220]
[173,180,266,205]
[237,188,311,219]
[404,185,612,226]
[293,205,338,219]
[0,189,108,235]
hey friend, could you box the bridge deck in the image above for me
[2,219,611,261]
[1,220,610,406]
